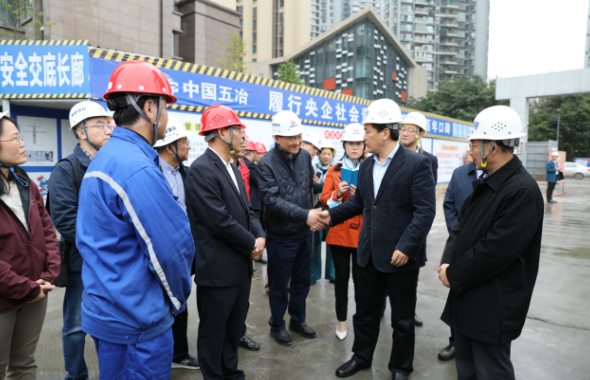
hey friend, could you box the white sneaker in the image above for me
[336,328,347,341]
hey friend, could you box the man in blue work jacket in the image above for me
[76,61,194,379]
[48,101,112,380]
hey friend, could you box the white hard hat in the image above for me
[403,112,427,133]
[319,140,336,155]
[302,131,321,149]
[154,116,190,148]
[362,99,403,125]
[272,110,304,137]
[551,151,559,157]
[69,101,109,129]
[342,123,364,142]
[468,106,526,142]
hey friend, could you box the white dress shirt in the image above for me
[208,147,240,193]
[372,142,400,198]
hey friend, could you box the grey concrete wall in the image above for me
[473,0,489,78]
[178,0,241,69]
[43,0,181,59]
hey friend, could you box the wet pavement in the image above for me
[33,179,590,379]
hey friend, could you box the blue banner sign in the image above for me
[1,44,90,95]
[89,56,470,139]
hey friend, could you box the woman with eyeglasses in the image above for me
[320,124,366,341]
[0,112,60,379]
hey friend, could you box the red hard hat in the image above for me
[255,142,267,154]
[199,105,245,136]
[245,140,257,151]
[103,60,177,104]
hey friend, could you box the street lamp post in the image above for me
[557,108,559,150]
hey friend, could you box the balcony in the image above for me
[437,12,458,18]
[440,1,460,9]
[414,8,430,16]
[443,60,458,65]
[413,38,433,45]
[414,0,435,6]
[439,41,459,47]
[444,70,458,75]
[440,22,459,28]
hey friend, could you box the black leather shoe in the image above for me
[289,322,316,339]
[256,257,267,264]
[239,335,260,351]
[438,344,455,361]
[335,358,370,378]
[414,313,423,326]
[270,329,292,346]
[392,373,409,380]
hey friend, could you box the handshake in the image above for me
[307,208,331,232]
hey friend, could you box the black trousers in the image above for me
[547,181,556,201]
[454,331,514,380]
[197,281,251,380]
[172,308,189,362]
[330,244,359,322]
[351,256,419,376]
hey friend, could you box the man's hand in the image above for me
[307,208,328,231]
[438,264,450,288]
[390,250,409,267]
[313,176,321,184]
[250,237,266,260]
[349,184,357,198]
[337,181,349,198]
[27,283,54,303]
[317,210,331,229]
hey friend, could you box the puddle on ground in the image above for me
[554,247,590,260]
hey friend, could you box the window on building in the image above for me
[253,7,257,15]
[253,45,257,53]
[237,5,243,13]
[172,32,179,57]
[0,0,17,28]
[253,33,257,41]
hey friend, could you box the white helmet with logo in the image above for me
[362,99,403,125]
[403,112,428,133]
[319,139,336,155]
[342,123,364,142]
[302,132,321,150]
[69,101,109,129]
[272,110,304,137]
[468,106,525,143]
[154,116,190,148]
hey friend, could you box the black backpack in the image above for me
[46,158,81,288]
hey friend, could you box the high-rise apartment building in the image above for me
[382,0,489,90]
[314,0,383,37]
[585,0,590,67]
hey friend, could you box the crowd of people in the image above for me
[0,61,545,380]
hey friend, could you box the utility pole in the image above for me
[556,108,560,150]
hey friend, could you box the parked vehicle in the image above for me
[564,162,590,179]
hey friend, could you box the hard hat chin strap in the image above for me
[82,119,100,152]
[126,94,163,146]
[213,127,236,155]
[480,140,495,173]
[0,162,28,188]
[170,140,187,174]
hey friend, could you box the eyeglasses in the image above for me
[468,142,480,151]
[399,128,418,135]
[0,135,24,144]
[86,122,114,131]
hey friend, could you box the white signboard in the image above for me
[61,119,79,157]
[17,116,58,166]
[432,139,469,184]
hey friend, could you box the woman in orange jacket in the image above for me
[320,123,366,340]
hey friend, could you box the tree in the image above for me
[0,0,55,40]
[217,31,248,74]
[528,95,590,159]
[277,61,305,85]
[407,75,507,122]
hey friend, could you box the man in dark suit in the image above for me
[243,140,267,265]
[185,105,265,380]
[439,106,543,380]
[400,111,439,328]
[319,99,436,380]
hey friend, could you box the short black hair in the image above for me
[111,94,161,127]
[372,123,400,141]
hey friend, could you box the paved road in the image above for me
[33,179,590,379]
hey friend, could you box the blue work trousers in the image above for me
[92,328,173,380]
[267,235,312,332]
